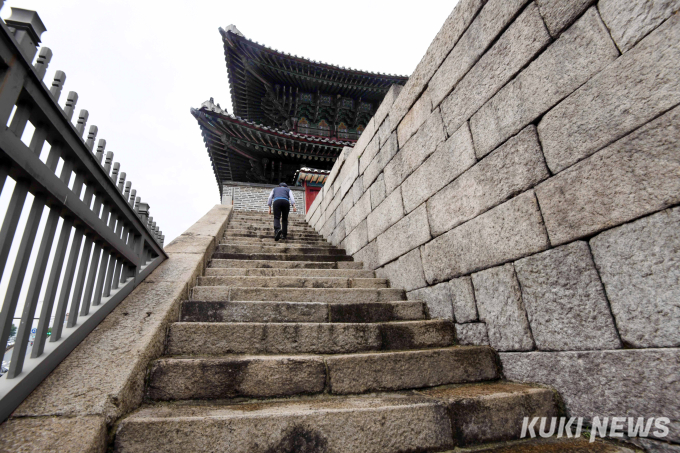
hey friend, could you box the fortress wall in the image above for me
[222,181,305,214]
[306,0,680,447]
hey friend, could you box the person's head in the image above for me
[279,182,288,187]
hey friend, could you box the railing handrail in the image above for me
[0,7,166,423]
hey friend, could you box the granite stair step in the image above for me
[221,237,332,246]
[204,267,376,278]
[191,286,406,303]
[180,300,429,323]
[196,275,387,289]
[146,346,498,401]
[208,259,363,269]
[216,244,345,255]
[225,230,321,239]
[227,223,315,232]
[441,437,638,452]
[211,252,354,262]
[166,320,454,355]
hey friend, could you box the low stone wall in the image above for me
[0,205,233,452]
[306,0,680,448]
[222,181,305,214]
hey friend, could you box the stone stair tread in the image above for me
[146,347,499,401]
[216,245,346,255]
[445,437,638,452]
[195,275,388,289]
[211,252,354,262]
[191,286,405,302]
[117,382,561,452]
[180,300,428,323]
[208,259,364,269]
[166,319,454,355]
[203,268,376,278]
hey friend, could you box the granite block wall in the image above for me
[306,0,680,449]
[222,181,305,215]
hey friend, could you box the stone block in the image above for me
[376,248,427,292]
[384,109,446,194]
[359,135,380,175]
[181,204,233,237]
[345,190,371,235]
[340,192,353,221]
[536,105,680,245]
[536,0,595,36]
[634,438,680,453]
[427,0,531,108]
[427,126,549,237]
[401,122,476,214]
[363,132,398,188]
[397,92,432,148]
[351,175,364,205]
[353,240,379,271]
[369,173,386,210]
[0,415,107,453]
[470,8,619,158]
[367,186,404,242]
[590,207,680,348]
[344,219,368,256]
[471,264,534,352]
[514,241,622,351]
[537,13,680,173]
[455,323,489,346]
[441,3,551,135]
[598,0,680,52]
[164,234,215,255]
[339,159,360,201]
[374,84,402,128]
[377,115,391,147]
[387,0,485,129]
[350,117,376,163]
[376,204,431,266]
[145,253,205,286]
[407,281,453,320]
[500,349,680,442]
[422,191,549,283]
[329,219,346,247]
[449,276,478,323]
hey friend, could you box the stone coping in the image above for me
[0,204,233,452]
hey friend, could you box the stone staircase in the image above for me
[113,211,637,452]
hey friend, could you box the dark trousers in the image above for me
[273,199,290,236]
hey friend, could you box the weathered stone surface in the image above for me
[327,347,499,394]
[536,105,680,245]
[387,0,485,129]
[328,301,428,323]
[344,219,368,255]
[441,3,551,135]
[376,204,431,266]
[148,356,326,400]
[420,382,557,445]
[345,190,371,234]
[514,241,622,351]
[164,234,215,254]
[376,248,427,292]
[537,14,680,173]
[0,415,107,453]
[115,395,453,453]
[374,84,402,128]
[180,301,329,323]
[634,438,680,453]
[329,218,346,247]
[598,0,680,52]
[377,114,391,147]
[455,323,489,346]
[353,240,380,271]
[471,264,535,352]
[590,207,680,348]
[349,117,376,163]
[367,186,404,242]
[145,252,204,285]
[363,132,398,188]
[359,135,380,175]
[427,0,531,108]
[340,191,353,221]
[397,92,432,148]
[422,191,550,283]
[536,0,595,36]
[220,287,406,304]
[407,281,454,320]
[351,175,364,205]
[427,126,549,236]
[384,109,446,194]
[449,276,478,323]
[500,349,680,442]
[369,173,386,209]
[470,8,619,158]
[339,159,360,201]
[401,122,476,214]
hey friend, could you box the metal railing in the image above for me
[0,7,166,422]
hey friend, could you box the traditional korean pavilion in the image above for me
[191,24,408,197]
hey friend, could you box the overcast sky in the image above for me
[1,0,456,242]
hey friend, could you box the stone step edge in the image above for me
[208,259,364,269]
[117,382,557,452]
